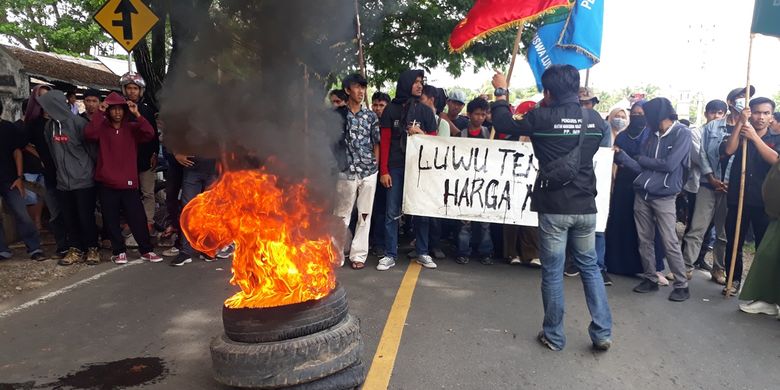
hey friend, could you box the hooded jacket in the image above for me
[378,69,437,174]
[84,92,155,190]
[36,90,97,191]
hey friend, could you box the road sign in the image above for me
[94,0,159,52]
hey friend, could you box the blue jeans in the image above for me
[414,216,430,256]
[538,213,612,350]
[180,169,217,256]
[457,221,493,257]
[0,183,42,254]
[383,167,404,259]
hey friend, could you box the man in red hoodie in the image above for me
[84,92,162,264]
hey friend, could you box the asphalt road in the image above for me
[0,250,778,390]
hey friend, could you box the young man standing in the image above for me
[454,97,494,265]
[491,65,612,351]
[37,90,100,266]
[0,105,46,261]
[84,92,162,264]
[615,98,692,302]
[445,90,470,133]
[80,89,102,120]
[369,91,391,257]
[377,69,438,271]
[681,99,730,283]
[332,74,380,270]
[120,72,160,239]
[722,97,780,295]
[578,87,600,111]
[329,89,348,109]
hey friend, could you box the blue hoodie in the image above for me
[615,122,692,201]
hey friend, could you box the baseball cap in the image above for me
[448,89,467,104]
[727,85,756,102]
[342,73,368,90]
[579,87,599,104]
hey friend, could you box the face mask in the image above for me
[733,98,746,112]
[628,115,646,129]
[610,118,628,130]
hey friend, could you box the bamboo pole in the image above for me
[725,33,754,298]
[354,0,370,109]
[491,25,524,140]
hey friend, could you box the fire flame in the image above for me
[180,169,337,308]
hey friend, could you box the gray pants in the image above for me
[634,195,688,289]
[681,186,727,272]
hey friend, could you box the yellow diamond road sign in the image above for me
[94,0,159,52]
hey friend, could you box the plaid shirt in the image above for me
[343,107,380,179]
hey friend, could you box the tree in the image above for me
[0,0,112,56]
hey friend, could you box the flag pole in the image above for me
[725,33,755,298]
[491,25,525,140]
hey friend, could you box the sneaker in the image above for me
[0,251,12,260]
[602,270,613,286]
[124,234,138,248]
[710,269,726,285]
[455,256,469,265]
[58,247,83,266]
[371,247,385,258]
[656,272,670,286]
[668,287,690,302]
[407,250,418,258]
[111,253,128,264]
[85,247,101,265]
[528,258,542,268]
[217,244,235,259]
[739,300,779,316]
[694,259,712,271]
[722,281,740,296]
[376,256,396,271]
[480,256,493,265]
[537,331,561,351]
[564,263,580,277]
[592,339,612,352]
[416,254,437,269]
[509,256,522,265]
[55,248,69,259]
[633,278,660,293]
[201,254,217,262]
[432,248,446,259]
[170,253,192,267]
[31,251,48,262]
[162,247,180,257]
[141,252,163,263]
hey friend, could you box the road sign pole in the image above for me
[127,50,132,73]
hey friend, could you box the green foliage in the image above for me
[359,0,538,89]
[0,0,111,57]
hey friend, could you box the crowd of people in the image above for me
[1,63,778,352]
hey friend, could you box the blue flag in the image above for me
[527,0,604,90]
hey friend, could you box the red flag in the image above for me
[449,0,572,53]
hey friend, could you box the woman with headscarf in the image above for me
[606,107,629,142]
[604,102,668,281]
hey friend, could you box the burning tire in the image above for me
[222,284,348,343]
[211,314,363,388]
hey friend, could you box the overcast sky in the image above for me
[429,0,780,102]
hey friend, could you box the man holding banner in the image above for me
[490,65,612,352]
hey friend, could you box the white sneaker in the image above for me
[509,256,522,265]
[529,258,542,268]
[111,253,128,264]
[416,254,437,269]
[217,244,235,259]
[376,256,396,271]
[124,235,138,248]
[739,300,779,316]
[162,247,180,257]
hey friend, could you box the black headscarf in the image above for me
[643,97,678,132]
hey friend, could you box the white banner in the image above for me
[402,135,614,232]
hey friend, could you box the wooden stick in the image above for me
[491,25,524,140]
[725,33,754,298]
[584,68,591,88]
[354,0,370,109]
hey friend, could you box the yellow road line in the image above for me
[363,262,422,389]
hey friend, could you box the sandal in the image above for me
[350,261,365,270]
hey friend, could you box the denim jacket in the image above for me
[699,117,734,183]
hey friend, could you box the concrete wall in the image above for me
[0,47,29,122]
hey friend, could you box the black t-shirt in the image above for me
[25,117,57,187]
[728,131,780,207]
[0,120,26,184]
[491,99,608,215]
[379,98,437,169]
[453,115,470,131]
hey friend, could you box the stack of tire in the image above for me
[210,284,366,389]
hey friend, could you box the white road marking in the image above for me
[0,260,142,319]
